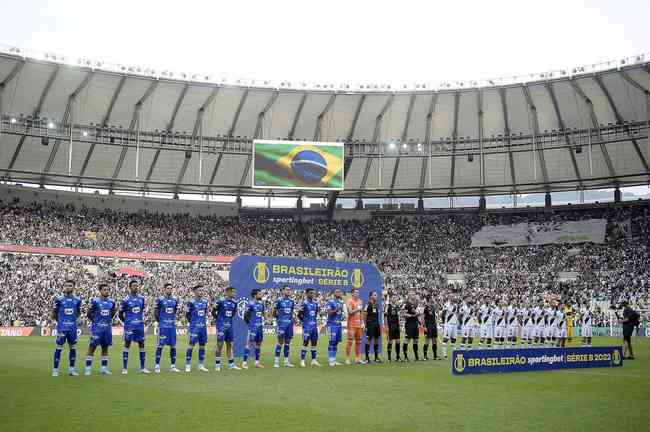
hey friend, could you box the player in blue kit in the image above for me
[212,286,240,371]
[154,282,180,374]
[273,285,295,368]
[326,289,345,367]
[84,283,116,376]
[185,284,209,372]
[51,279,82,377]
[242,289,266,369]
[119,280,150,374]
[298,288,321,367]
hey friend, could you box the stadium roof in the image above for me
[0,45,649,200]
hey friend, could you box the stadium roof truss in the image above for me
[0,51,649,199]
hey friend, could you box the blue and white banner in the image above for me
[229,256,382,357]
[452,346,623,375]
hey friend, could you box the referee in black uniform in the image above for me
[423,297,440,360]
[384,296,401,362]
[364,291,382,363]
[403,293,420,362]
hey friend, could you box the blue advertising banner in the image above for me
[229,256,382,357]
[452,346,623,375]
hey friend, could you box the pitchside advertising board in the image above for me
[252,140,344,191]
[229,256,382,357]
[452,346,624,375]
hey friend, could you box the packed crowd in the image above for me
[0,196,648,326]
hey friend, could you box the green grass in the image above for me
[0,336,648,432]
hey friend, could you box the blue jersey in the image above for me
[246,301,265,330]
[89,297,116,331]
[54,295,81,331]
[301,300,320,329]
[275,297,294,326]
[326,298,343,326]
[186,298,208,328]
[156,296,178,329]
[121,295,145,329]
[213,298,237,329]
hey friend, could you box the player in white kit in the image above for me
[519,303,534,348]
[554,302,567,347]
[478,301,494,349]
[441,298,458,359]
[459,299,476,350]
[493,302,507,349]
[505,302,518,348]
[531,299,545,347]
[543,302,556,347]
[579,304,593,347]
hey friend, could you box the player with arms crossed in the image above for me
[154,282,180,373]
[345,288,365,365]
[51,279,82,377]
[185,284,209,372]
[441,295,458,359]
[363,290,382,363]
[242,289,266,369]
[273,286,295,368]
[532,298,545,347]
[326,289,345,366]
[384,295,402,362]
[212,287,240,371]
[84,283,116,375]
[119,280,150,374]
[298,288,321,367]
[580,303,593,347]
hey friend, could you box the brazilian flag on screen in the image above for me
[253,140,344,190]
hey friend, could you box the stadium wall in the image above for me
[0,185,238,216]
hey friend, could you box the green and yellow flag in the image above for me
[253,140,344,190]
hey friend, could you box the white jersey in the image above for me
[555,310,566,328]
[544,307,555,326]
[532,306,544,326]
[460,303,474,327]
[519,307,533,327]
[506,305,517,326]
[493,307,506,327]
[580,308,592,326]
[443,302,458,325]
[479,304,493,325]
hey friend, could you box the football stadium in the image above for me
[0,1,649,431]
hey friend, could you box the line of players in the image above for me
[50,279,385,376]
[432,296,595,359]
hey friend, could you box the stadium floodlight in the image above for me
[389,142,396,150]
[47,122,55,129]
[10,117,17,124]
[82,131,88,137]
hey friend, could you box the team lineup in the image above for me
[51,279,595,376]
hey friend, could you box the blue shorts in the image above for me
[302,327,319,344]
[189,327,208,345]
[157,327,177,347]
[248,328,264,344]
[90,327,112,348]
[55,328,78,346]
[124,327,145,343]
[328,325,342,345]
[277,323,294,340]
[216,326,234,343]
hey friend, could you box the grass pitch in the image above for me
[0,336,648,432]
